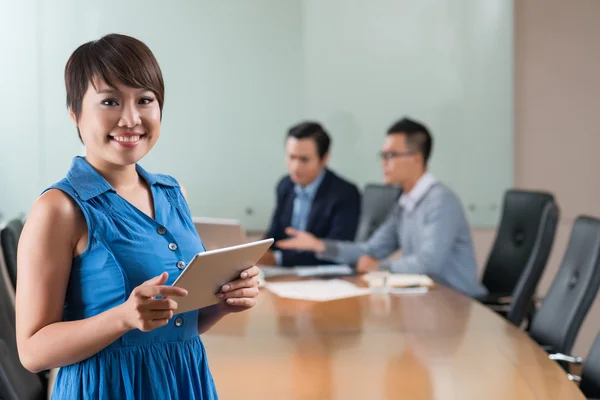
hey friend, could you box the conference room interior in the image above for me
[1,0,600,399]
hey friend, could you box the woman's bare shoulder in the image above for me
[24,189,86,250]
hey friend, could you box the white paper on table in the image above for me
[295,264,353,278]
[265,279,371,301]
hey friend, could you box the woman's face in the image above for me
[73,76,161,167]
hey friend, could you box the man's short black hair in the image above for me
[287,121,331,159]
[387,117,433,166]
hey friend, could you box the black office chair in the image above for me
[580,333,600,399]
[0,239,45,400]
[528,216,600,359]
[478,190,558,327]
[549,332,600,399]
[0,218,24,290]
[0,245,15,330]
[354,184,401,242]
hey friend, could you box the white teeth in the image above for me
[113,136,141,143]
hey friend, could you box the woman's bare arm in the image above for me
[15,189,185,372]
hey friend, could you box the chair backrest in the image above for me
[0,229,44,400]
[0,218,24,290]
[502,192,559,325]
[354,184,401,242]
[580,333,600,399]
[529,216,600,355]
[482,190,558,296]
[0,247,15,307]
[0,341,44,400]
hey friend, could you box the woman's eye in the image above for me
[101,99,119,106]
[139,97,155,105]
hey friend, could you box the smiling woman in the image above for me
[76,78,157,165]
[14,33,261,400]
[64,34,164,166]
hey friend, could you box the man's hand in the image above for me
[356,255,380,274]
[275,228,325,253]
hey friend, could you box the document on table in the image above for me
[265,279,371,301]
[259,264,354,279]
[259,266,297,279]
[295,264,354,278]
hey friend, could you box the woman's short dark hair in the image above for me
[287,121,331,159]
[64,33,165,141]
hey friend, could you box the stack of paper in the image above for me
[386,274,435,288]
[265,279,371,301]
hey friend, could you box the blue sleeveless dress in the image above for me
[48,156,218,399]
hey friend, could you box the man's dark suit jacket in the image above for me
[265,168,361,266]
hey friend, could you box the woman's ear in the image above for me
[69,108,77,126]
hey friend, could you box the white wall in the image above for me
[0,0,42,220]
[1,0,513,231]
[2,0,304,229]
[303,0,514,228]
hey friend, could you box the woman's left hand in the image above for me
[215,266,260,314]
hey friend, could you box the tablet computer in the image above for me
[170,238,274,313]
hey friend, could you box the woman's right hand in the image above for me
[119,272,188,332]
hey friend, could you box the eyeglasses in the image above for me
[378,151,415,161]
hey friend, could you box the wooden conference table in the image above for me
[202,277,584,400]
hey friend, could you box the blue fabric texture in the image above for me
[48,156,218,399]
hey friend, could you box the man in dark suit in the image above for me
[259,121,361,267]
